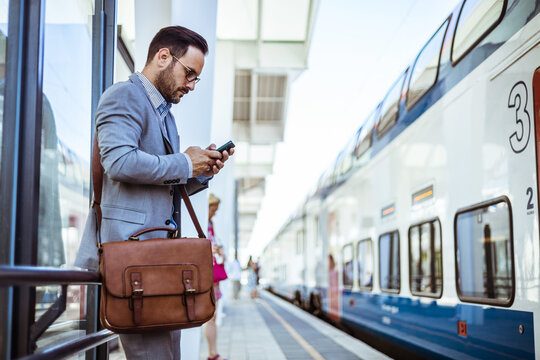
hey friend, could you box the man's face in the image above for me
[155,45,205,104]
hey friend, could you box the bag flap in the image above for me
[123,264,200,297]
[101,237,213,298]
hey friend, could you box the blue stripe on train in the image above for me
[269,285,534,358]
[341,290,534,359]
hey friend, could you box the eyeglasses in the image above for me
[171,55,200,84]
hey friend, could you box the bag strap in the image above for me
[91,131,206,250]
[179,185,206,239]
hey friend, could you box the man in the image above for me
[75,26,233,359]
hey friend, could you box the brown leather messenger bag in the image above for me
[91,137,215,333]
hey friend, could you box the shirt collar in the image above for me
[135,72,171,118]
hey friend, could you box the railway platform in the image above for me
[108,288,391,360]
[198,290,390,360]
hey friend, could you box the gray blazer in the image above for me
[75,74,206,271]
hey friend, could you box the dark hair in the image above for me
[146,26,208,65]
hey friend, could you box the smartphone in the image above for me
[216,140,235,153]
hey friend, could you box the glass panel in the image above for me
[0,1,9,355]
[357,239,373,289]
[409,220,442,296]
[35,285,88,354]
[342,244,353,287]
[378,72,406,137]
[456,200,513,303]
[0,0,8,163]
[453,0,505,62]
[36,0,94,351]
[406,20,448,108]
[379,231,400,292]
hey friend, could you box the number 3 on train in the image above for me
[507,81,531,154]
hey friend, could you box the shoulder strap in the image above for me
[179,185,206,239]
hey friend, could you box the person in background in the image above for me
[254,258,261,287]
[228,254,242,300]
[205,193,227,360]
[247,256,258,299]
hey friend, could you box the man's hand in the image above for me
[184,144,234,177]
[200,144,234,177]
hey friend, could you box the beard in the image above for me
[154,63,189,104]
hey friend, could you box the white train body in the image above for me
[262,1,540,358]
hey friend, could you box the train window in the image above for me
[355,107,378,159]
[455,197,514,306]
[339,136,357,177]
[451,0,505,64]
[406,19,449,109]
[342,244,354,288]
[330,153,343,185]
[379,231,400,293]
[357,239,373,290]
[409,219,442,298]
[377,72,406,138]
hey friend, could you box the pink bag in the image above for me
[213,257,228,283]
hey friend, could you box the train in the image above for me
[260,0,540,358]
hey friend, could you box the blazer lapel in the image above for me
[161,117,174,154]
[165,113,180,153]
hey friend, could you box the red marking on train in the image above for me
[349,299,355,307]
[458,320,467,337]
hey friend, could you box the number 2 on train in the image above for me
[507,81,530,154]
[527,187,534,211]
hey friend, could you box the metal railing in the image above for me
[0,266,117,359]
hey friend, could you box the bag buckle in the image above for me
[185,288,196,293]
[132,288,144,295]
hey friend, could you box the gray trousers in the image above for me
[120,330,181,360]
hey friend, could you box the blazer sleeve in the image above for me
[185,175,211,196]
[96,83,191,186]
